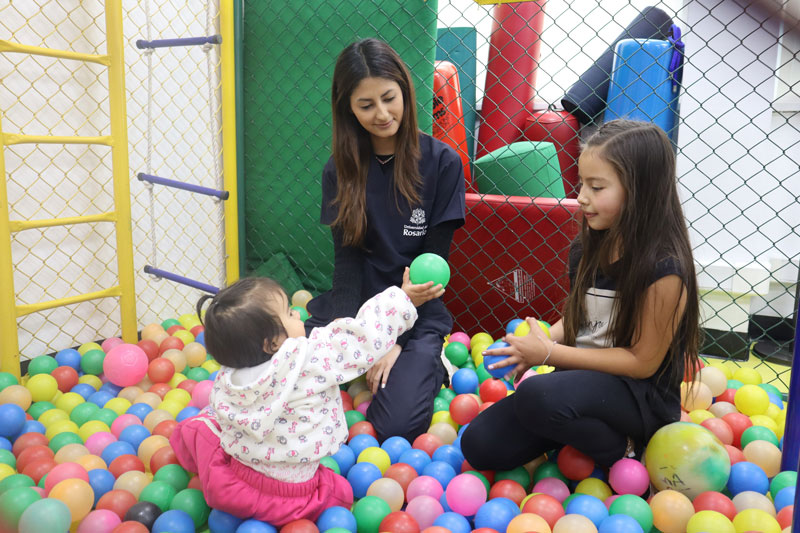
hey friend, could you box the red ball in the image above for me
[150,445,179,473]
[478,401,495,413]
[557,445,595,481]
[479,379,507,403]
[12,432,49,457]
[112,521,150,533]
[147,357,175,384]
[384,463,418,495]
[725,444,746,465]
[412,433,444,458]
[166,325,186,336]
[148,382,172,399]
[176,379,198,394]
[51,366,80,393]
[16,444,54,472]
[188,476,203,490]
[136,339,159,362]
[189,325,205,337]
[701,417,734,446]
[97,489,138,520]
[683,358,704,381]
[379,511,420,533]
[692,490,736,520]
[109,454,145,478]
[348,420,377,440]
[777,505,793,529]
[716,388,737,404]
[22,458,56,483]
[521,493,565,528]
[340,391,354,412]
[489,479,526,505]
[152,419,178,439]
[449,394,480,426]
[158,336,185,355]
[721,412,753,448]
[280,519,319,533]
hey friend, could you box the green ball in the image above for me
[758,382,782,398]
[138,480,177,512]
[740,425,779,448]
[320,456,340,475]
[27,401,56,420]
[91,408,118,426]
[70,402,100,427]
[161,318,181,330]
[444,342,469,367]
[770,470,798,499]
[495,465,530,488]
[461,359,476,371]
[0,487,41,531]
[170,488,210,527]
[0,474,34,496]
[436,388,456,403]
[345,410,366,428]
[154,464,191,492]
[409,253,450,288]
[37,474,47,489]
[352,495,391,533]
[48,431,83,453]
[562,493,580,510]
[26,355,58,376]
[80,349,106,375]
[16,498,71,533]
[185,367,211,382]
[0,372,19,392]
[292,306,309,321]
[433,397,450,413]
[727,379,743,390]
[464,470,491,495]
[609,494,654,533]
[476,363,492,384]
[533,461,568,484]
[323,529,351,533]
[0,449,16,469]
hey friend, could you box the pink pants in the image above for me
[169,413,353,526]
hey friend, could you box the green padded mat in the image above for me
[242,1,439,294]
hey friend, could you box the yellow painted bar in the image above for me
[2,134,113,146]
[0,114,21,377]
[105,0,138,344]
[0,39,111,66]
[16,286,122,317]
[9,212,116,232]
[220,0,240,285]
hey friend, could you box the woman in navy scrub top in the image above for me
[305,38,466,442]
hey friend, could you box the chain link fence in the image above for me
[240,0,799,389]
[0,0,226,363]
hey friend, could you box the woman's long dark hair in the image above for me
[330,38,421,246]
[562,120,700,385]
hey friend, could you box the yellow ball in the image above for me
[39,408,69,427]
[183,342,207,368]
[431,410,458,430]
[775,416,785,440]
[168,373,187,389]
[164,388,191,406]
[55,392,85,414]
[513,321,531,337]
[78,342,102,355]
[709,361,734,379]
[575,477,612,501]
[734,384,769,416]
[733,367,762,385]
[26,373,58,402]
[471,332,493,348]
[46,419,79,440]
[765,404,783,421]
[201,360,221,373]
[173,329,195,345]
[357,446,391,474]
[104,397,132,416]
[178,313,202,329]
[732,509,781,533]
[0,464,15,482]
[77,454,106,471]
[686,510,735,533]
[78,374,102,390]
[157,400,184,418]
[291,290,314,309]
[688,409,715,425]
[749,414,779,436]
[78,420,111,442]
[471,344,487,367]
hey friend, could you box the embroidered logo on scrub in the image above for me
[404,208,427,237]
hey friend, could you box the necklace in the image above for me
[375,154,395,165]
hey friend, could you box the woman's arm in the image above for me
[487,275,686,379]
[329,227,363,319]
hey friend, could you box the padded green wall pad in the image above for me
[243,1,439,295]
[436,27,477,160]
[474,142,565,198]
[248,252,304,296]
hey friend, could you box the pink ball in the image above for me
[605,495,621,509]
[448,332,471,348]
[407,475,444,501]
[608,458,649,496]
[190,380,214,408]
[103,344,148,387]
[110,414,141,438]
[405,495,444,530]
[76,509,122,533]
[31,487,45,497]
[445,473,487,516]
[532,477,570,502]
[85,431,117,455]
[513,368,537,388]
[101,337,125,353]
[44,462,90,495]
[356,401,371,416]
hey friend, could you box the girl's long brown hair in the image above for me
[562,120,700,385]
[329,38,421,246]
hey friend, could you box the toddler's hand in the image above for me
[401,267,445,307]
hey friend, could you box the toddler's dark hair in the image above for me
[196,277,287,368]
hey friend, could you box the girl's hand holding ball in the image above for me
[484,317,556,380]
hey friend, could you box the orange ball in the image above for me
[348,420,377,440]
[507,513,553,533]
[97,488,138,520]
[76,454,107,471]
[51,366,80,393]
[152,419,178,439]
[353,390,373,408]
[0,384,33,410]
[148,383,172,399]
[159,337,185,356]
[650,489,694,533]
[412,433,444,458]
[137,434,169,469]
[183,342,207,367]
[49,478,94,522]
[141,323,165,341]
[109,454,146,478]
[149,445,179,473]
[148,358,176,384]
[161,349,187,374]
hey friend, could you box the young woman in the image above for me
[462,120,700,469]
[304,38,466,442]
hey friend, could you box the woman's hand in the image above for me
[366,343,402,394]
[483,317,555,379]
[401,267,445,307]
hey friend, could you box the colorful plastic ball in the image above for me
[27,355,57,376]
[777,505,793,529]
[650,489,694,533]
[451,368,479,396]
[685,509,735,533]
[399,448,432,475]
[149,508,194,533]
[407,475,444,502]
[448,394,479,426]
[95,488,137,520]
[575,477,612,502]
[680,381,713,411]
[55,348,82,370]
[367,477,405,512]
[532,476,570,503]
[169,488,210,527]
[774,486,795,513]
[566,494,608,527]
[48,431,82,453]
[431,445,464,474]
[770,471,797,499]
[81,349,106,375]
[598,514,643,533]
[489,479,527,505]
[176,406,200,422]
[353,495,392,533]
[735,384,769,416]
[0,403,26,439]
[108,454,145,478]
[428,422,457,445]
[732,490,776,515]
[102,440,137,466]
[608,494,653,532]
[147,358,176,384]
[740,424,779,448]
[693,490,737,520]
[329,444,356,478]
[557,445,594,481]
[409,253,450,288]
[357,446,391,475]
[406,495,444,530]
[743,440,782,477]
[15,496,71,533]
[608,458,649,496]
[75,508,122,533]
[384,462,418,496]
[346,462,382,499]
[49,477,94,523]
[521,493,564,529]
[444,342,469,367]
[731,508,781,533]
[377,436,409,465]
[25,373,58,403]
[552,514,597,533]
[348,420,377,441]
[473,497,520,532]
[138,479,177,512]
[103,345,148,387]
[348,434,379,460]
[137,434,170,466]
[43,461,89,494]
[86,467,115,504]
[379,511,420,533]
[207,508,244,533]
[727,461,769,496]
[0,486,42,531]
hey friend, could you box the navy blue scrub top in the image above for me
[314,133,466,322]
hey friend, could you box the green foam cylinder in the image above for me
[474,141,565,198]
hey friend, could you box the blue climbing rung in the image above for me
[144,265,219,294]
[136,35,222,49]
[137,173,229,200]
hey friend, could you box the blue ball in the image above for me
[398,448,431,475]
[346,462,382,499]
[439,492,452,513]
[176,406,200,422]
[599,514,644,533]
[316,505,357,533]
[152,509,195,533]
[434,512,471,533]
[431,444,464,473]
[126,403,154,421]
[195,331,205,347]
[99,382,123,397]
[506,319,524,335]
[451,368,479,395]
[767,392,784,409]
[70,383,96,400]
[208,508,245,533]
[331,444,356,477]
[727,461,770,496]
[347,434,379,459]
[483,341,511,379]
[101,440,137,466]
[88,390,114,408]
[0,404,26,439]
[21,420,45,435]
[236,519,278,533]
[209,370,218,381]
[423,460,457,489]
[775,486,796,512]
[119,424,151,451]
[565,494,609,527]
[589,466,607,481]
[381,436,411,464]
[88,468,116,505]
[473,497,520,532]
[0,437,11,452]
[55,349,82,370]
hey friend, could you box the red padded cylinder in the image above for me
[524,110,581,199]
